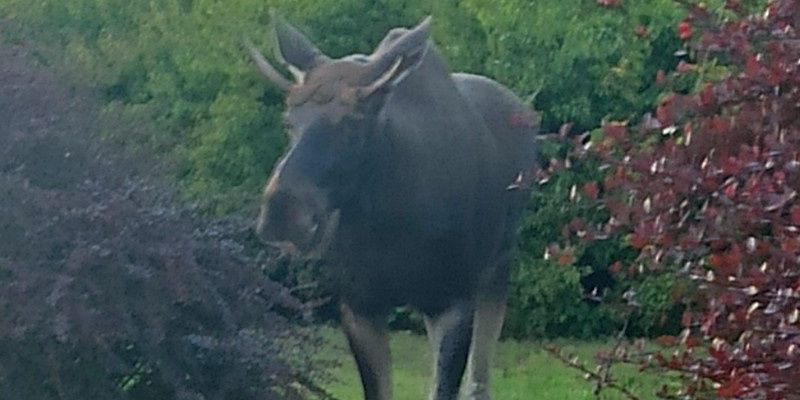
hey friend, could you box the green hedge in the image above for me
[0,0,686,338]
[459,0,683,131]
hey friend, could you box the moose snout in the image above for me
[256,189,328,256]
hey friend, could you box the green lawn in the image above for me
[316,328,663,400]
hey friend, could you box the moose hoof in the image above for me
[462,382,491,400]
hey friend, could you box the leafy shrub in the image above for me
[552,0,800,397]
[506,253,614,338]
[0,0,686,209]
[505,138,615,338]
[625,273,686,337]
[460,0,683,131]
[508,130,682,338]
[0,43,318,398]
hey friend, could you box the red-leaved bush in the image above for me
[551,0,800,398]
[0,41,327,400]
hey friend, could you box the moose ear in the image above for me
[361,16,432,95]
[271,12,330,81]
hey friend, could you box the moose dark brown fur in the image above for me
[249,15,537,400]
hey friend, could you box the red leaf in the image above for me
[773,170,785,185]
[766,67,783,86]
[635,25,649,38]
[708,247,742,276]
[683,336,698,348]
[677,21,692,41]
[582,182,599,200]
[557,4,800,395]
[676,60,695,74]
[568,218,586,232]
[708,253,724,269]
[710,116,731,134]
[656,104,671,126]
[727,245,742,265]
[745,55,760,78]
[681,311,692,328]
[721,157,741,175]
[723,183,736,199]
[655,335,677,347]
[717,378,746,398]
[655,69,666,86]
[629,233,647,250]
[790,205,800,226]
[781,237,800,253]
[654,234,670,247]
[557,252,573,266]
[602,121,627,141]
[698,84,714,107]
[608,261,622,276]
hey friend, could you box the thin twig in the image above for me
[292,373,343,400]
[595,316,631,396]
[546,346,643,400]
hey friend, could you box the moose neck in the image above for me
[339,46,496,244]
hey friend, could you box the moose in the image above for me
[249,15,538,400]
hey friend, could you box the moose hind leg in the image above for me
[462,295,507,400]
[340,303,392,400]
[423,301,474,400]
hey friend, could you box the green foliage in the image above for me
[505,131,685,338]
[506,253,610,338]
[426,0,490,73]
[626,273,685,337]
[0,0,685,211]
[0,0,688,338]
[461,0,683,131]
[274,0,427,57]
[1,0,281,212]
[506,140,616,338]
[0,0,428,213]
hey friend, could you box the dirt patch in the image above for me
[0,27,319,400]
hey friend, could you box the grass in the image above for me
[316,327,664,400]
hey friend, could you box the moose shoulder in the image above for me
[249,15,537,400]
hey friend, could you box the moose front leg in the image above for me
[340,303,392,400]
[424,301,475,400]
